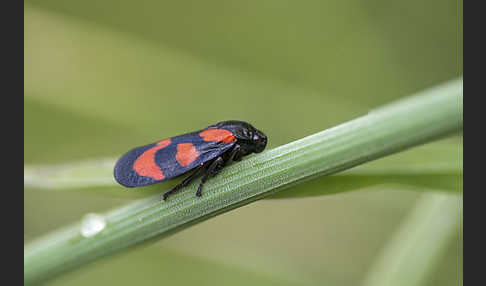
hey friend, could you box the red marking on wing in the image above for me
[176,143,200,167]
[199,129,235,144]
[133,139,171,180]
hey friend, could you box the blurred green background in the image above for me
[24,0,462,285]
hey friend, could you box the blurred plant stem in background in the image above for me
[361,192,461,286]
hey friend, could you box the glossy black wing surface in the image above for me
[114,129,236,187]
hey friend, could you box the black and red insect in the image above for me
[114,120,267,200]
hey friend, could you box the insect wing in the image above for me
[114,132,235,187]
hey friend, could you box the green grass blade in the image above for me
[24,137,462,196]
[271,137,462,198]
[24,78,462,285]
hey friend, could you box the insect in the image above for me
[114,120,267,200]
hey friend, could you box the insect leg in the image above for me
[162,163,206,200]
[230,145,248,162]
[226,144,241,163]
[196,156,224,197]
